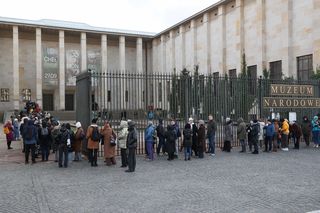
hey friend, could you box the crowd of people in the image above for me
[3,103,320,173]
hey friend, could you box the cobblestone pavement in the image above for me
[1,129,320,213]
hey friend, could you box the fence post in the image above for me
[258,75,263,119]
[182,69,190,122]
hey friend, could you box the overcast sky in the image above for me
[0,0,219,33]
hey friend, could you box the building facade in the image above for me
[0,0,319,113]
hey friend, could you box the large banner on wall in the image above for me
[43,47,59,86]
[87,50,101,73]
[66,49,80,86]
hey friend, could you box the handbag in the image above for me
[110,131,117,146]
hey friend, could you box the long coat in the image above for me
[86,125,99,150]
[101,127,115,159]
[224,121,233,142]
[197,125,206,150]
[74,127,84,152]
[164,126,176,154]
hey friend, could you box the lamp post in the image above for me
[182,68,190,122]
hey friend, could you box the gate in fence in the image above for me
[76,70,320,156]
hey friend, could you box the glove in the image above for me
[67,139,71,146]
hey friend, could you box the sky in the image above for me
[0,0,220,33]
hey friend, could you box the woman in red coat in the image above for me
[4,120,14,149]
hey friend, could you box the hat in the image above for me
[226,117,231,122]
[199,120,205,125]
[148,121,153,126]
[76,122,81,128]
[189,117,194,122]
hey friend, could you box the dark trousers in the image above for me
[248,138,253,152]
[7,140,12,149]
[294,137,300,149]
[120,148,127,166]
[303,134,310,146]
[128,148,136,172]
[41,145,49,161]
[223,141,231,152]
[252,139,259,152]
[25,144,36,163]
[88,149,98,166]
[192,139,198,156]
[198,146,204,158]
[281,134,289,148]
[265,136,273,151]
[157,137,165,154]
[58,144,68,167]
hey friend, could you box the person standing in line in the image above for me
[126,120,138,173]
[86,119,99,167]
[20,116,29,153]
[189,117,199,157]
[13,118,20,141]
[38,121,51,161]
[264,120,275,152]
[23,120,38,164]
[258,118,266,150]
[291,121,302,149]
[51,121,61,162]
[145,121,156,161]
[273,119,280,152]
[57,123,70,168]
[246,121,253,152]
[280,118,290,151]
[311,116,320,148]
[73,122,84,161]
[182,123,192,161]
[165,123,177,161]
[251,119,260,154]
[156,119,166,156]
[117,120,129,167]
[197,120,206,158]
[65,123,75,162]
[4,120,14,150]
[223,117,233,152]
[237,117,247,153]
[301,116,312,147]
[101,121,116,166]
[207,115,217,156]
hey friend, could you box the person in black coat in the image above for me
[165,125,177,161]
[38,122,52,161]
[126,121,138,173]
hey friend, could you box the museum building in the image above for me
[0,0,319,113]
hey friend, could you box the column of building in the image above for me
[136,37,143,109]
[190,19,196,70]
[12,26,19,110]
[256,0,267,76]
[282,0,293,78]
[236,0,244,75]
[179,25,186,72]
[160,35,166,74]
[81,32,87,72]
[119,36,126,109]
[101,34,108,109]
[203,13,211,74]
[218,4,226,75]
[59,30,65,110]
[35,28,42,108]
[313,0,320,71]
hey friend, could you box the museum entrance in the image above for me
[65,94,74,111]
[43,93,54,111]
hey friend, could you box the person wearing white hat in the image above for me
[74,122,84,161]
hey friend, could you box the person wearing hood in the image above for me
[251,119,260,154]
[311,116,320,148]
[301,116,312,147]
[38,121,52,161]
[126,120,138,172]
[280,118,290,151]
[145,121,156,161]
[197,120,206,158]
[207,115,217,156]
[156,119,166,155]
[117,120,129,167]
[23,120,38,164]
[57,123,71,168]
[165,123,177,161]
[73,122,84,161]
[223,117,233,152]
[189,117,198,157]
[86,118,99,167]
[101,121,116,166]
[237,117,247,153]
[182,123,193,161]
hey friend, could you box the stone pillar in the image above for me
[236,0,244,74]
[119,36,126,71]
[101,35,107,73]
[313,0,320,71]
[256,0,266,76]
[81,32,87,72]
[218,5,226,74]
[136,37,143,73]
[203,13,211,74]
[190,19,197,68]
[169,31,176,72]
[282,0,293,78]
[12,26,19,110]
[59,30,65,110]
[160,35,166,73]
[152,39,158,73]
[36,28,42,108]
[179,25,186,70]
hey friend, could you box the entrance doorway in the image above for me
[65,94,74,111]
[43,94,54,111]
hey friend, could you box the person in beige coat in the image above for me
[101,121,116,166]
[86,118,99,167]
[117,120,129,167]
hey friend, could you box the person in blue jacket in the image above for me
[145,121,156,161]
[264,119,275,152]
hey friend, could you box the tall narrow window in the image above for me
[125,90,128,103]
[158,82,162,102]
[107,90,111,102]
[270,61,282,80]
[0,88,9,102]
[297,55,313,81]
[229,69,236,97]
[213,72,219,96]
[247,65,257,95]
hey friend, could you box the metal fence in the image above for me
[76,71,320,156]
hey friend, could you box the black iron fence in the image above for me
[76,71,320,156]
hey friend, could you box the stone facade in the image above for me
[0,0,319,112]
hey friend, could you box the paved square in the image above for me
[1,135,320,213]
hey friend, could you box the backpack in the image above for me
[3,127,9,135]
[25,126,33,140]
[184,129,192,140]
[91,127,100,141]
[41,127,49,137]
